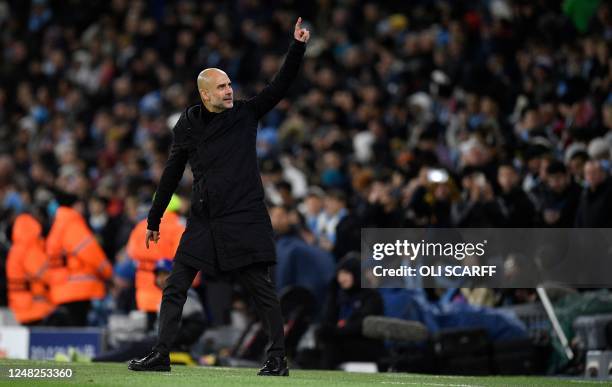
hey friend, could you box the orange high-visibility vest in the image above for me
[127,212,185,312]
[6,214,55,323]
[46,206,112,304]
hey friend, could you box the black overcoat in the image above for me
[147,39,306,275]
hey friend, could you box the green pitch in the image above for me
[0,360,608,386]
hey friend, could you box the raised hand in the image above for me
[294,17,310,43]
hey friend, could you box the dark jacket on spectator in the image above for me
[408,186,453,227]
[147,40,306,275]
[332,213,362,261]
[361,202,405,228]
[452,196,505,227]
[498,187,537,227]
[538,182,581,227]
[316,257,386,369]
[320,257,384,336]
[575,178,612,227]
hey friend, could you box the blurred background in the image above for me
[1,0,612,378]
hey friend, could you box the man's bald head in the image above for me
[197,68,233,112]
[197,68,227,92]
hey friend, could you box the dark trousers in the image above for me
[153,260,285,358]
[146,312,157,331]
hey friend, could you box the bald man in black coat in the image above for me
[128,18,310,376]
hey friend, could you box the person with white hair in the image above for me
[575,160,612,227]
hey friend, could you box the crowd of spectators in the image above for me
[1,0,612,360]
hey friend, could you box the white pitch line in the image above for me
[381,382,484,387]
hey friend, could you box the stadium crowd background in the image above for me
[0,0,612,371]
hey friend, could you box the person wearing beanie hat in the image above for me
[315,254,386,369]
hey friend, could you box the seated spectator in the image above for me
[452,168,504,227]
[566,148,589,185]
[408,168,459,227]
[361,177,405,228]
[111,258,137,314]
[316,255,386,369]
[316,189,361,260]
[300,186,325,237]
[497,162,537,227]
[269,205,335,312]
[575,160,612,227]
[536,161,581,227]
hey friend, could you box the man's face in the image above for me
[584,161,606,189]
[200,71,233,111]
[546,172,568,193]
[569,156,586,180]
[497,166,518,193]
[304,195,322,215]
[324,197,344,215]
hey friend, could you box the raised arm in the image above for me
[247,17,310,119]
[146,114,190,236]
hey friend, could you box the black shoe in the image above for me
[257,356,289,376]
[128,351,170,372]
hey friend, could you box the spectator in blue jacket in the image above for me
[269,204,335,312]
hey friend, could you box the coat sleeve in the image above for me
[147,115,190,232]
[77,227,113,280]
[246,39,306,120]
[24,245,50,283]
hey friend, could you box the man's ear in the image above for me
[200,89,209,102]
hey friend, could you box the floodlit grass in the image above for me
[0,359,608,386]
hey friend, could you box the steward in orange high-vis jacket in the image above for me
[46,205,112,326]
[6,214,55,325]
[127,202,185,315]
